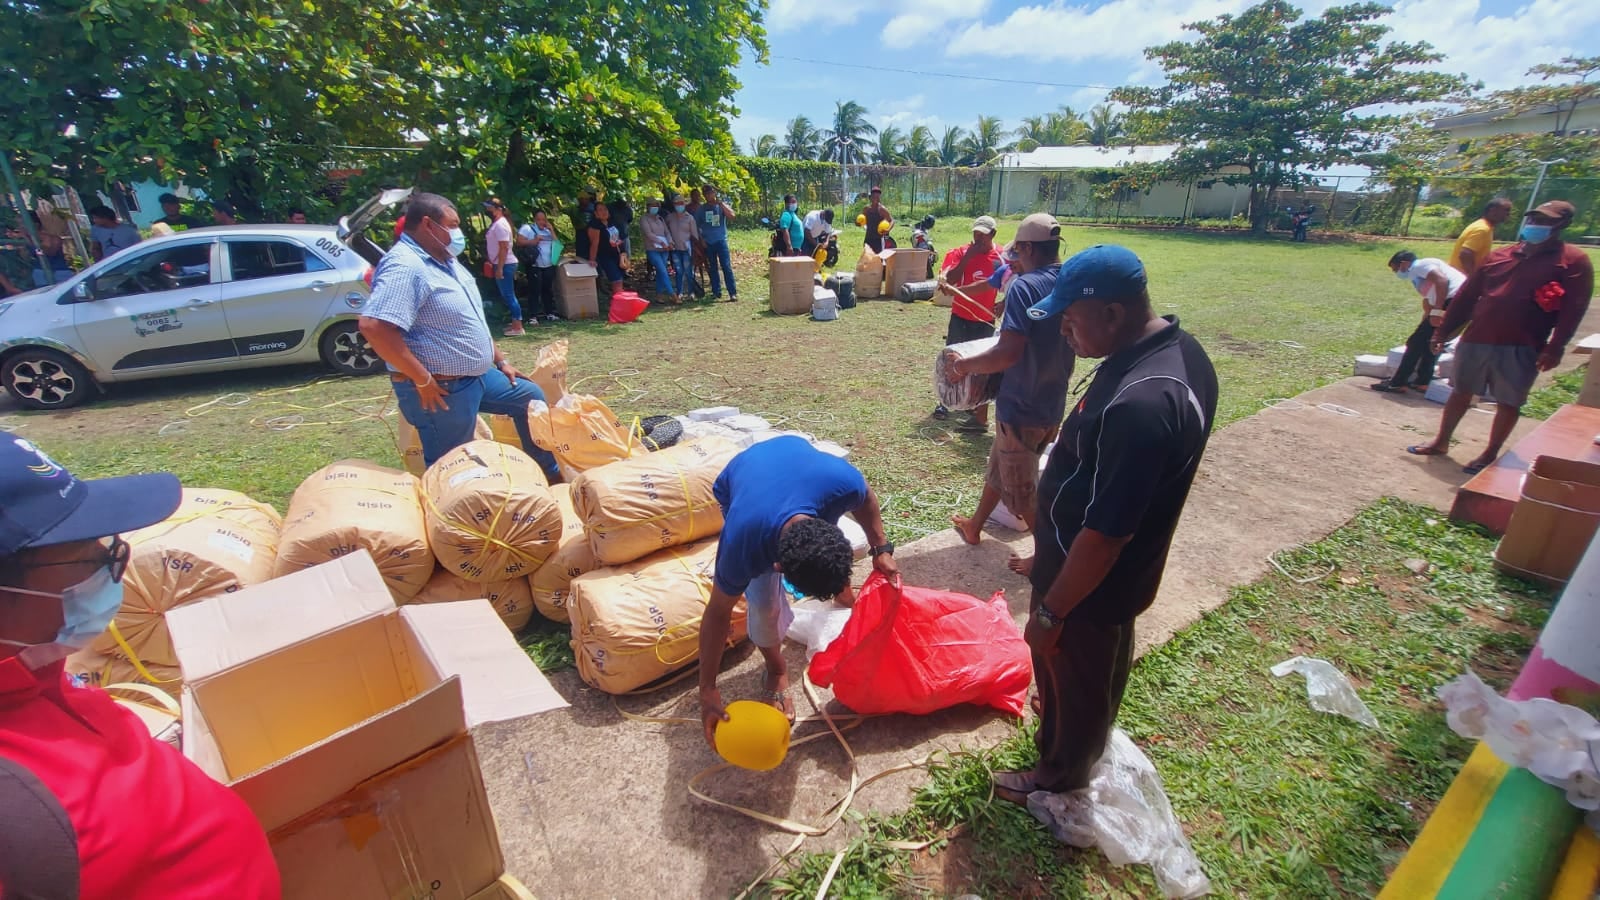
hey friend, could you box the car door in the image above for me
[218,236,344,360]
[72,238,232,374]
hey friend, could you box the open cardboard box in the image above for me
[166,551,566,899]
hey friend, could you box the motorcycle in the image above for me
[1285,205,1315,242]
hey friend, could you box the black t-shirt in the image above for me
[587,216,621,263]
[864,204,891,252]
[157,213,204,231]
[1030,317,1219,624]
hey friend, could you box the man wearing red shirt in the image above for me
[1409,200,1595,473]
[932,216,1005,432]
[0,437,280,899]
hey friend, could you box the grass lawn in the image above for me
[761,499,1553,898]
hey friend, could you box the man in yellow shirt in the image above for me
[1449,198,1512,277]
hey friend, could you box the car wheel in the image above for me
[2,349,96,410]
[319,321,382,376]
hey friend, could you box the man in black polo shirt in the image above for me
[991,245,1218,803]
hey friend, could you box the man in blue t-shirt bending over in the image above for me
[699,436,899,744]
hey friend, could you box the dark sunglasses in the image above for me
[6,535,131,588]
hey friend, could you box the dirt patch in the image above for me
[1212,331,1267,358]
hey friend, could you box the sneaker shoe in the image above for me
[544,314,560,322]
[504,322,526,337]
[728,295,740,302]
[932,405,950,420]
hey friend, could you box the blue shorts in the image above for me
[595,257,625,283]
[744,571,794,649]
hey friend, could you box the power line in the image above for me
[768,55,1117,92]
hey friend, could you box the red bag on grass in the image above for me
[608,290,649,324]
[808,571,1032,716]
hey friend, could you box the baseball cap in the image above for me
[1027,244,1147,320]
[157,193,180,205]
[972,216,997,235]
[0,437,180,557]
[1529,200,1575,223]
[1014,213,1060,243]
[869,186,882,194]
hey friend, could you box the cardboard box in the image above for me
[768,257,813,315]
[555,261,599,320]
[1386,345,1406,371]
[882,248,931,301]
[1354,354,1393,379]
[166,552,566,900]
[1494,456,1600,586]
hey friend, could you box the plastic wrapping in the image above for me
[807,571,1031,716]
[1270,656,1379,728]
[934,337,1004,411]
[1438,670,1600,810]
[786,598,853,661]
[1027,730,1212,899]
[525,393,646,480]
[897,279,938,302]
[420,440,562,583]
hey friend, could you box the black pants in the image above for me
[527,265,556,318]
[1389,317,1439,388]
[1032,599,1135,792]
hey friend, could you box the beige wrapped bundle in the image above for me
[529,484,601,623]
[934,336,1005,411]
[529,338,569,402]
[526,393,646,480]
[571,437,738,566]
[91,488,282,669]
[275,460,434,598]
[854,246,884,298]
[396,414,493,477]
[569,538,748,694]
[421,440,563,583]
[68,647,184,699]
[410,566,537,632]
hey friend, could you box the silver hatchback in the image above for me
[0,192,407,410]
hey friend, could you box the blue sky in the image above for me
[728,0,1600,152]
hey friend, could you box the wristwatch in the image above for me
[1034,605,1063,629]
[869,541,895,558]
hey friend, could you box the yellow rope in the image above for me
[106,621,180,684]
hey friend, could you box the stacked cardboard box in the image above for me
[768,257,813,315]
[167,552,566,900]
[556,261,599,320]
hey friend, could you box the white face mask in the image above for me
[1,564,124,670]
[446,227,467,257]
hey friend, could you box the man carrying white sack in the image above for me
[360,192,560,480]
[699,436,899,741]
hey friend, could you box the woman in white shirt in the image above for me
[516,209,561,322]
[483,198,524,335]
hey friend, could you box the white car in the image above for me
[0,190,410,410]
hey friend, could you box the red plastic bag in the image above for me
[608,290,649,324]
[808,571,1032,716]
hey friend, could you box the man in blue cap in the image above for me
[990,245,1218,804]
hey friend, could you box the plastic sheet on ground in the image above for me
[1438,670,1600,813]
[1270,656,1379,728]
[1027,729,1212,899]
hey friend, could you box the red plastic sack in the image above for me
[808,571,1032,716]
[608,290,649,324]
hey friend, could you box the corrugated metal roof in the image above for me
[994,143,1373,182]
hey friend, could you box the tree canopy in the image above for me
[1450,56,1600,179]
[1112,0,1469,232]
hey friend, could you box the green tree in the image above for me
[821,100,877,166]
[1111,0,1469,233]
[939,126,969,166]
[782,116,822,160]
[875,126,906,164]
[749,134,780,157]
[904,126,936,166]
[1088,105,1127,147]
[1449,56,1600,179]
[1013,107,1089,151]
[963,116,1011,165]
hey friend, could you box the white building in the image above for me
[988,144,1373,220]
[1430,97,1600,147]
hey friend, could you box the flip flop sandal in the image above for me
[1463,459,1495,475]
[760,688,796,724]
[991,770,1037,805]
[1406,445,1446,456]
[1370,382,1406,393]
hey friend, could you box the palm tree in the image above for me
[1088,104,1126,147]
[875,125,906,164]
[1013,115,1049,152]
[1048,106,1090,145]
[904,125,936,166]
[938,125,968,166]
[820,100,877,166]
[962,116,1010,166]
[748,134,779,158]
[781,116,820,160]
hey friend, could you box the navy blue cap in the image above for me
[0,437,181,557]
[1027,244,1147,320]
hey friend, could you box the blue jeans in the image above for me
[646,250,672,294]
[391,372,560,479]
[493,263,522,321]
[670,249,692,295]
[704,240,736,298]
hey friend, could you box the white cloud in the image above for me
[1387,0,1600,91]
[873,94,929,130]
[883,0,991,48]
[765,0,861,32]
[945,0,1251,64]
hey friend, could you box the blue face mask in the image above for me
[674,205,686,213]
[648,207,659,215]
[0,564,124,669]
[1519,222,1553,244]
[446,227,468,257]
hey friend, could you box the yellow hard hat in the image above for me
[855,213,867,227]
[877,220,891,235]
[714,700,791,771]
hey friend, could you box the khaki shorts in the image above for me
[985,422,1058,520]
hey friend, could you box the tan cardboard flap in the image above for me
[269,732,500,900]
[179,687,226,778]
[236,677,466,833]
[400,601,568,723]
[1525,457,1600,508]
[168,552,395,683]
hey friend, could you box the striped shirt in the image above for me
[366,235,495,376]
